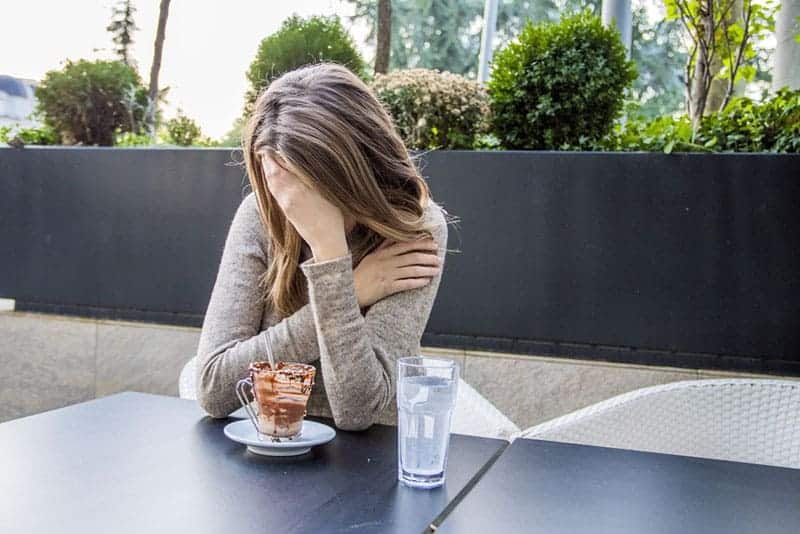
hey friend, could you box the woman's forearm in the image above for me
[196,303,320,418]
[302,254,392,430]
[300,205,448,431]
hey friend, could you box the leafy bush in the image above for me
[488,12,637,150]
[372,68,490,150]
[0,124,61,146]
[113,129,153,147]
[244,15,367,114]
[598,115,700,152]
[218,116,246,148]
[600,88,800,153]
[162,110,204,146]
[35,59,151,146]
[697,87,800,153]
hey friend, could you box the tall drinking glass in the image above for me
[396,356,459,489]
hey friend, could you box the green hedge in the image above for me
[372,68,490,150]
[488,12,637,150]
[599,88,800,153]
[244,15,366,115]
[35,59,150,146]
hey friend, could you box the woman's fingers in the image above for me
[391,277,432,293]
[392,251,441,268]
[395,265,440,280]
[386,238,438,257]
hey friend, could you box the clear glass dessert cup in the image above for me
[236,361,316,441]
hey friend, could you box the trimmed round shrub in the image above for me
[35,59,150,146]
[162,110,203,146]
[489,12,637,150]
[372,68,490,150]
[244,15,366,114]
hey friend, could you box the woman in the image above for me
[196,62,450,431]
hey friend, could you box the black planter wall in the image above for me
[1,147,799,374]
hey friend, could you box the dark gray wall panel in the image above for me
[2,147,799,373]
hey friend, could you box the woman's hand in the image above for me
[262,153,348,262]
[353,238,442,309]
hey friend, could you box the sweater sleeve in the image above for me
[195,193,322,418]
[300,203,448,431]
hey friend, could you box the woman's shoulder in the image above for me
[228,191,271,254]
[421,198,449,245]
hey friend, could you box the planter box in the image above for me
[1,147,799,374]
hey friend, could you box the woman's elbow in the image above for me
[195,356,234,418]
[197,390,231,419]
[330,395,389,431]
[332,410,379,431]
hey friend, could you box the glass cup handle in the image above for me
[235,378,259,434]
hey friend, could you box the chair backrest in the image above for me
[515,379,800,469]
[178,355,519,440]
[178,356,197,400]
[451,377,519,441]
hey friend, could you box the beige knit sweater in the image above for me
[195,192,448,430]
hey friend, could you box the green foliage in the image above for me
[472,132,503,150]
[346,0,600,78]
[598,114,701,152]
[347,0,484,77]
[488,12,637,150]
[494,0,600,49]
[34,59,151,146]
[218,116,246,148]
[665,0,778,119]
[346,1,683,121]
[599,88,800,153]
[372,68,490,150]
[162,110,203,146]
[244,15,366,114]
[699,87,800,153]
[106,0,140,68]
[0,124,61,146]
[113,129,153,147]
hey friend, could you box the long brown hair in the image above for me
[242,62,438,318]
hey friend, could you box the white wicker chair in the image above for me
[179,355,520,441]
[514,378,800,469]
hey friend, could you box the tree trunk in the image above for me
[375,0,392,74]
[773,0,800,92]
[690,0,714,130]
[706,0,744,113]
[147,0,171,136]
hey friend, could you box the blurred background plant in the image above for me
[241,14,368,119]
[160,109,218,146]
[0,124,61,146]
[372,68,490,149]
[664,0,780,130]
[33,59,153,146]
[597,87,800,153]
[3,1,797,153]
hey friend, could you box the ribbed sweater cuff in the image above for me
[300,253,362,359]
[300,254,357,308]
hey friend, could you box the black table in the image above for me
[0,392,505,534]
[437,438,800,533]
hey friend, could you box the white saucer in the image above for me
[223,419,336,456]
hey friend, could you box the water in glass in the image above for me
[397,356,458,489]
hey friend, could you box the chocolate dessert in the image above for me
[249,361,316,439]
